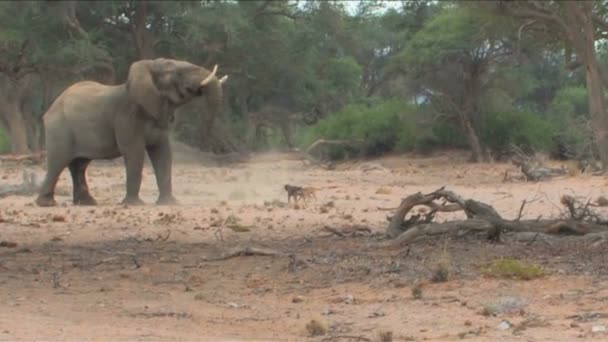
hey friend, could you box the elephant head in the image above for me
[126,58,228,129]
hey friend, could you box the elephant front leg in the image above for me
[146,139,178,205]
[120,144,146,206]
[36,148,71,207]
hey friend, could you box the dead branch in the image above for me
[322,335,371,342]
[383,187,608,248]
[0,152,45,164]
[384,218,608,249]
[0,170,39,198]
[386,190,443,238]
[323,225,372,238]
[305,138,364,155]
[300,138,365,170]
[205,246,288,261]
[509,144,567,181]
[385,187,501,238]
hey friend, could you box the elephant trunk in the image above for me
[200,77,223,150]
[206,78,223,116]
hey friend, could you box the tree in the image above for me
[491,0,608,168]
[0,1,111,153]
[397,5,516,161]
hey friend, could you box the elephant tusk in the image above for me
[200,64,218,86]
[219,75,228,85]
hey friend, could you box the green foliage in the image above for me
[478,110,554,155]
[547,86,591,158]
[0,127,11,153]
[550,86,588,119]
[481,258,545,280]
[298,99,417,159]
[401,7,479,67]
[414,122,468,154]
[0,0,599,159]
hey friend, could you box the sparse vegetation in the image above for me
[298,99,418,160]
[480,303,499,317]
[431,245,451,283]
[481,259,546,280]
[431,263,450,283]
[375,329,394,342]
[411,284,423,300]
[305,318,327,337]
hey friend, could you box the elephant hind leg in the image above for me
[69,157,97,206]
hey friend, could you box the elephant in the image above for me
[34,58,228,207]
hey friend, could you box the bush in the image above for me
[297,99,418,160]
[481,258,545,280]
[0,127,10,153]
[414,121,468,154]
[478,110,554,155]
[547,86,592,159]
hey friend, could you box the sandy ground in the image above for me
[1,150,608,341]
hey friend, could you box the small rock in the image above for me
[368,311,385,318]
[51,215,66,222]
[292,296,304,303]
[571,322,580,328]
[464,320,472,326]
[0,241,17,248]
[497,320,511,331]
[344,294,356,304]
[592,325,606,333]
[322,308,336,316]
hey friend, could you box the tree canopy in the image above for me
[0,0,606,166]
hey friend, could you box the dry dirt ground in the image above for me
[2,149,608,341]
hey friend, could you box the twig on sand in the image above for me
[322,335,371,342]
[205,246,288,261]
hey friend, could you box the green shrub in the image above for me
[414,121,467,154]
[297,99,418,160]
[547,86,592,159]
[481,258,545,280]
[0,127,10,153]
[478,110,554,155]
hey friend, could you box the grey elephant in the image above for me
[35,58,228,207]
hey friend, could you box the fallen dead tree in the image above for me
[300,138,365,170]
[384,187,608,248]
[0,152,46,165]
[508,144,567,182]
[0,170,39,198]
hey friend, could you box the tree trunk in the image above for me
[461,113,484,163]
[585,60,608,167]
[198,110,216,152]
[574,4,608,169]
[0,75,32,154]
[131,0,156,60]
[239,98,257,149]
[3,103,30,154]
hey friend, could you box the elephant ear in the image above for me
[126,59,165,120]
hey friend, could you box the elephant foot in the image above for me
[35,195,57,207]
[120,196,145,206]
[156,195,179,206]
[74,193,98,206]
